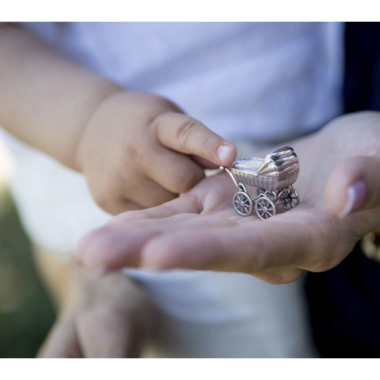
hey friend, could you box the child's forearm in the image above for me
[0,24,121,170]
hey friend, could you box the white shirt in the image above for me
[0,22,344,357]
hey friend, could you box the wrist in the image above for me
[0,25,124,170]
[70,86,124,172]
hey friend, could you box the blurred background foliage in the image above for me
[0,187,55,358]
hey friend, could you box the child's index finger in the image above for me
[153,112,236,166]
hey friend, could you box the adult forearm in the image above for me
[0,24,121,170]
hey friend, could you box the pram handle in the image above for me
[220,166,240,189]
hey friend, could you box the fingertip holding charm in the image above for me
[223,146,300,220]
[216,144,234,163]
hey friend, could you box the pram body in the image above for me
[222,146,300,220]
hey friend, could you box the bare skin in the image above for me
[37,260,155,358]
[3,24,380,354]
[0,24,231,357]
[77,112,380,284]
[0,24,236,215]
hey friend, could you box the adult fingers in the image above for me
[140,210,347,276]
[76,195,202,272]
[324,156,380,218]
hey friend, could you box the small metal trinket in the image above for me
[221,146,300,220]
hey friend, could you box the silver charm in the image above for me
[221,146,300,220]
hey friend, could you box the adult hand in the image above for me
[76,112,380,284]
[38,270,155,358]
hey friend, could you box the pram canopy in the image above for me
[230,146,300,191]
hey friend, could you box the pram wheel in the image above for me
[257,188,277,202]
[233,191,252,216]
[283,188,300,210]
[255,196,276,220]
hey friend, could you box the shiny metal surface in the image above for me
[221,146,300,220]
[233,192,252,216]
[282,188,300,210]
[255,196,276,221]
[231,146,300,191]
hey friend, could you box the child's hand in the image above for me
[76,91,236,215]
[0,26,235,215]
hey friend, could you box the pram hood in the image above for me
[232,146,299,181]
[257,146,299,179]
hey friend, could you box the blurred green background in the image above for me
[0,187,55,358]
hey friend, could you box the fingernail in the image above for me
[338,179,366,218]
[216,144,232,163]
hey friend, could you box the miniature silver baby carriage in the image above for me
[221,146,300,220]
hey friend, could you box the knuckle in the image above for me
[149,111,172,135]
[175,118,199,150]
[144,94,178,113]
[201,131,222,152]
[149,112,164,132]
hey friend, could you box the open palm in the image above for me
[77,112,380,284]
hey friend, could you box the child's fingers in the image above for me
[121,177,178,209]
[153,112,236,167]
[144,146,204,194]
[190,155,219,169]
[324,156,380,217]
[97,177,177,215]
[97,197,141,216]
